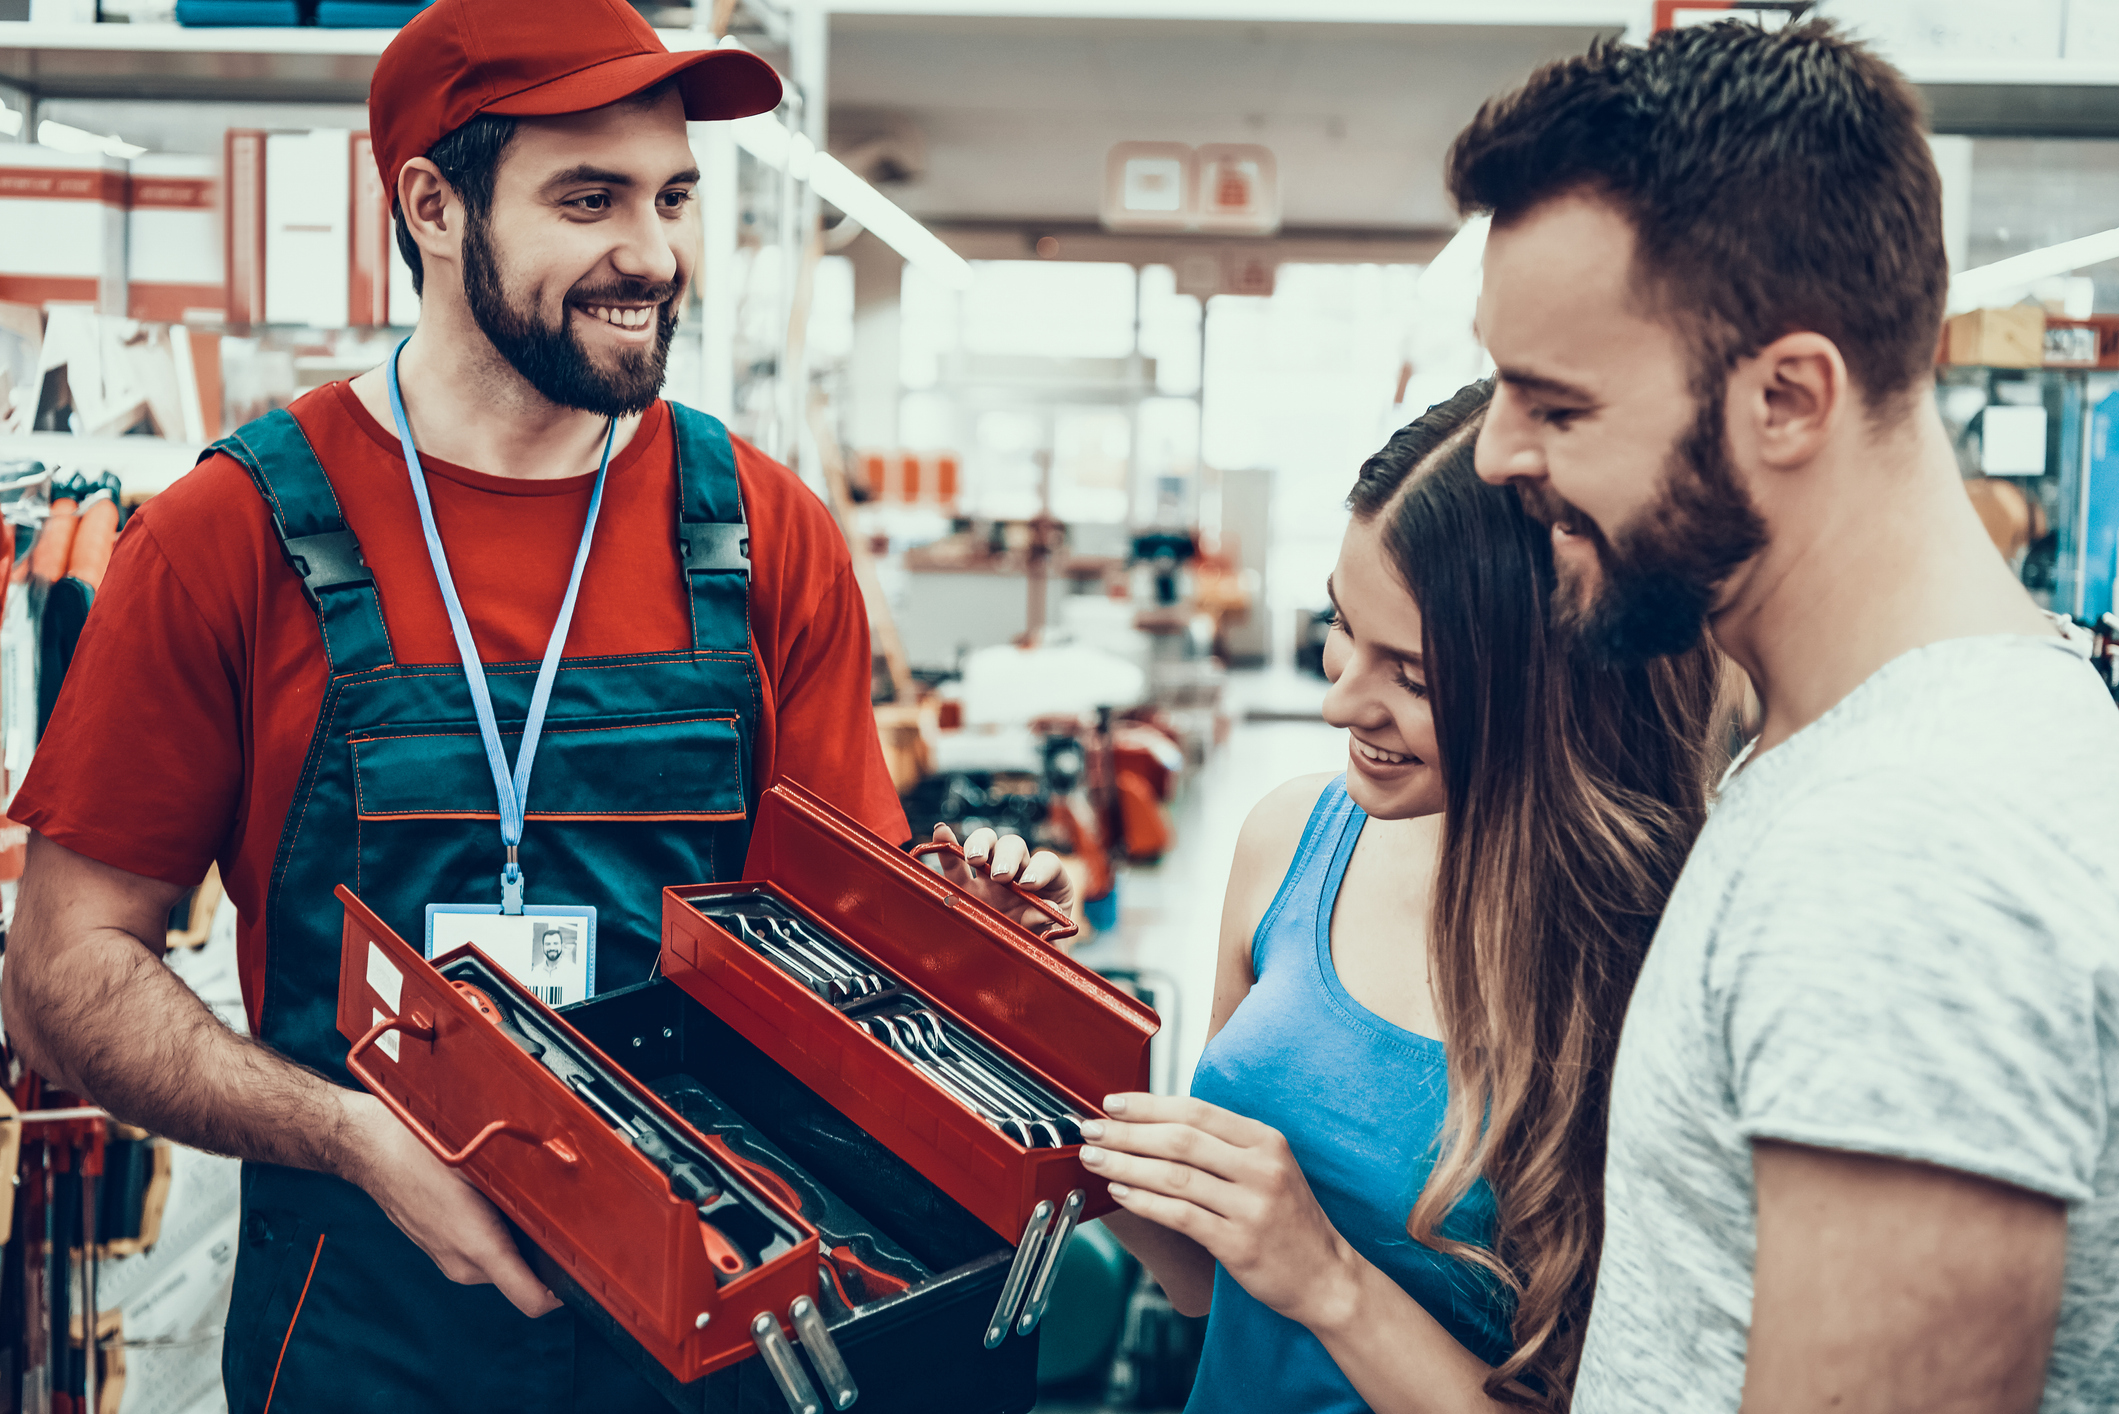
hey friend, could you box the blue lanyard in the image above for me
[385,338,614,914]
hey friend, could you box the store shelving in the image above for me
[0,19,723,103]
[1905,57,2119,138]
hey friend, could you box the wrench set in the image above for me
[695,895,1090,1150]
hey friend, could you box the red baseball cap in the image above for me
[368,0,784,195]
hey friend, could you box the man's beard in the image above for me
[1528,383,1768,666]
[461,214,679,417]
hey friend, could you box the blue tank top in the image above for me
[1185,777,1514,1412]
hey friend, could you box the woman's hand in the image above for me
[923,823,1077,938]
[1081,1092,1359,1333]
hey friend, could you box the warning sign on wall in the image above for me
[1102,141,1280,237]
[1194,144,1278,236]
[1104,142,1196,233]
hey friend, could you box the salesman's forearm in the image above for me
[3,835,365,1179]
[7,922,361,1174]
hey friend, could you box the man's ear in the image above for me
[1729,331,1848,474]
[396,157,461,273]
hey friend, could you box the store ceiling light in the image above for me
[0,103,21,139]
[37,120,145,160]
[808,153,971,290]
[1949,227,2119,314]
[723,114,972,290]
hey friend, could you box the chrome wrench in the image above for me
[892,1014,1067,1148]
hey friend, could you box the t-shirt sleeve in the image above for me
[767,558,910,845]
[9,498,246,889]
[1712,776,2107,1203]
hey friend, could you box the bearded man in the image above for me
[0,3,1063,1408]
[1460,19,2119,1414]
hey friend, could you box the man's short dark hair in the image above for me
[1447,20,1947,412]
[392,113,518,300]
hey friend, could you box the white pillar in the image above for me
[847,231,902,452]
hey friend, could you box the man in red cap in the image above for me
[0,1,1067,1406]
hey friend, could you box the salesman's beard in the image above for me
[462,215,679,418]
[1517,383,1768,667]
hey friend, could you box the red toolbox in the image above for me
[334,780,1158,1413]
[662,780,1158,1247]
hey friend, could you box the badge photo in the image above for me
[425,903,598,1007]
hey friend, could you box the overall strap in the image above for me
[668,402,753,654]
[208,408,393,675]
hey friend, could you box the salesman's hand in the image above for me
[1081,1092,1357,1332]
[924,822,1077,938]
[335,1090,562,1319]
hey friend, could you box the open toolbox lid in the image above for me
[740,780,1157,1109]
[331,886,834,1390]
[660,780,1159,1246]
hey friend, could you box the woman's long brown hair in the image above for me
[1347,381,1723,1407]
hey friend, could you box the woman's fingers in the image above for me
[1017,849,1065,892]
[1081,1116,1248,1185]
[926,828,1074,935]
[961,826,1001,866]
[1105,1181,1227,1246]
[984,832,1030,881]
[1103,1092,1276,1148]
[1079,1144,1244,1219]
[927,822,977,888]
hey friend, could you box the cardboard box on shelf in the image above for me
[1946,306,2047,367]
[227,127,402,330]
[264,129,351,329]
[33,311,222,440]
[128,155,224,325]
[0,146,129,315]
[350,133,392,329]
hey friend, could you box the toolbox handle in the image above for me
[910,841,1079,943]
[346,1011,568,1169]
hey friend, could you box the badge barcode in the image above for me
[529,985,564,1006]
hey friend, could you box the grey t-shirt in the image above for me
[1574,633,2119,1413]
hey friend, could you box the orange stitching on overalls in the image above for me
[349,714,736,745]
[260,1233,325,1414]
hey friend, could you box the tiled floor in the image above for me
[1034,671,1344,1412]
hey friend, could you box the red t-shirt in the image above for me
[12,382,906,1028]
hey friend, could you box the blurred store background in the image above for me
[4,1,2119,1410]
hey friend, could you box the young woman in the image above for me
[1083,380,1725,1411]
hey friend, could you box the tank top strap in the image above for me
[1249,774,1365,979]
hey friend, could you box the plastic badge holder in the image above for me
[660,780,1159,1322]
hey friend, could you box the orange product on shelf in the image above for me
[29,497,78,583]
[66,494,119,590]
[1115,768,1173,864]
[934,454,959,505]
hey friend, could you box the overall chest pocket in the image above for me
[348,709,748,823]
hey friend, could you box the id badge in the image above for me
[425,903,598,1007]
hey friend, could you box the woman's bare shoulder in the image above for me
[1231,772,1339,885]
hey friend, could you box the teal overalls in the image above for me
[208,401,759,1412]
